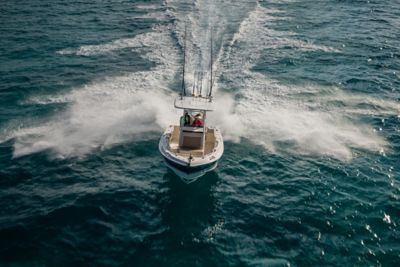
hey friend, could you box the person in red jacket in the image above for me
[192,113,204,127]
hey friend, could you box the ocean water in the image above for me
[1,0,399,266]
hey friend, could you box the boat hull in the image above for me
[164,156,217,172]
[159,125,224,178]
[164,160,218,184]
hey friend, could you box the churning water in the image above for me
[0,0,399,266]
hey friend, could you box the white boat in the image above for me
[159,29,224,180]
[164,160,218,184]
[159,95,224,172]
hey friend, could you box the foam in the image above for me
[5,0,398,161]
[167,0,259,73]
[56,27,174,56]
[287,84,400,116]
[10,27,180,158]
[57,38,140,56]
[214,3,394,160]
[236,88,386,160]
[131,12,168,21]
[223,3,339,65]
[134,4,164,10]
[13,87,176,158]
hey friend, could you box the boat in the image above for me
[164,160,218,184]
[159,92,224,171]
[159,29,224,182]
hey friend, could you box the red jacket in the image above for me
[193,119,204,127]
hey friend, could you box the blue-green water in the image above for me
[1,0,400,266]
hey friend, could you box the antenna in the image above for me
[181,25,187,97]
[209,30,213,98]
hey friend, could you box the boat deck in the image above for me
[168,126,216,157]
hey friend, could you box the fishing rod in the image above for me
[208,30,213,98]
[181,25,187,97]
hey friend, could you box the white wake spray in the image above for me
[3,0,399,160]
[214,3,397,160]
[8,28,180,158]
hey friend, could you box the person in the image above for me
[180,111,191,126]
[192,113,204,127]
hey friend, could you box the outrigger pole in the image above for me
[181,25,187,97]
[209,30,213,98]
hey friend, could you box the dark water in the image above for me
[1,0,400,266]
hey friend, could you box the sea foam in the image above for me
[214,3,395,160]
[11,27,180,158]
[6,1,400,160]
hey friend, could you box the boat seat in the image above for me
[170,143,179,150]
[181,126,204,133]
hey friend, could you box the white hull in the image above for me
[159,125,224,169]
[164,161,218,184]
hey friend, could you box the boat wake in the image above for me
[213,3,397,160]
[2,0,399,160]
[3,28,180,158]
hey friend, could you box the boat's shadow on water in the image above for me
[161,168,219,238]
[132,169,222,266]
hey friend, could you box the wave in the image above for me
[7,26,180,158]
[3,0,399,161]
[214,3,396,160]
[56,27,172,56]
[57,38,140,56]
